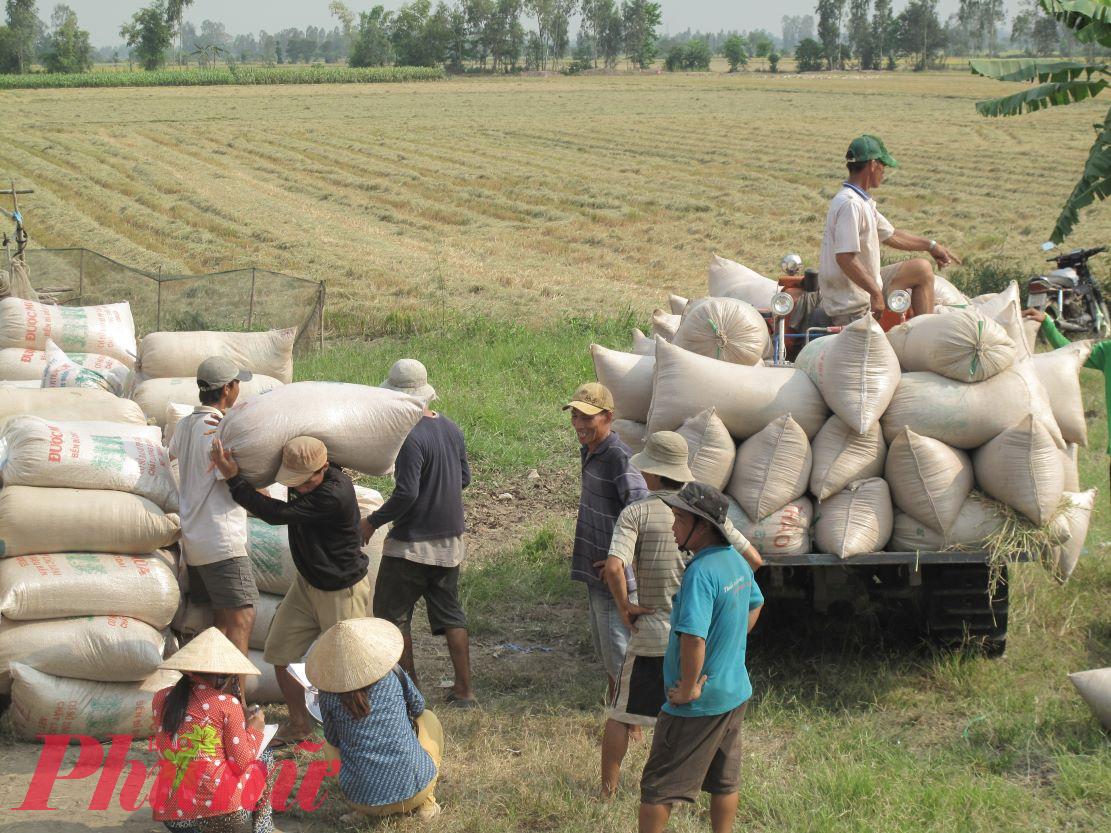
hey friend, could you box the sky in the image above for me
[63,1,1020,49]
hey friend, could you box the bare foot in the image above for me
[629,726,644,743]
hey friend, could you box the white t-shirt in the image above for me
[168,405,248,566]
[818,184,895,318]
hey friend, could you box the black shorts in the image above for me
[373,556,467,635]
[188,558,259,610]
[640,702,748,805]
[609,654,666,726]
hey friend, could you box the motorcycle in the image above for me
[1026,243,1110,338]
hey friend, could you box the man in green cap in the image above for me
[818,134,961,322]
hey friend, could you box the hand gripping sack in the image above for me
[809,416,886,502]
[0,616,165,694]
[669,294,689,315]
[727,496,812,557]
[1029,342,1091,447]
[672,297,769,366]
[814,478,893,558]
[0,416,179,512]
[1049,490,1096,583]
[795,316,900,434]
[886,309,1015,383]
[8,664,178,741]
[0,551,180,628]
[885,428,974,534]
[651,309,680,341]
[889,493,1007,551]
[707,253,778,309]
[216,382,425,485]
[676,408,736,491]
[0,387,146,426]
[0,486,180,557]
[973,415,1065,526]
[631,328,655,356]
[1068,667,1111,730]
[0,297,137,366]
[727,414,812,520]
[591,344,655,423]
[1,346,130,385]
[131,374,285,428]
[613,419,648,453]
[137,328,296,383]
[41,339,133,397]
[647,338,827,440]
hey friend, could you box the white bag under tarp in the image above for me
[0,486,180,558]
[973,415,1065,526]
[647,338,827,440]
[707,253,778,309]
[613,419,648,453]
[1068,667,1111,730]
[727,496,812,557]
[672,297,769,366]
[676,408,735,491]
[0,416,179,512]
[1029,342,1091,447]
[0,387,146,426]
[933,274,970,308]
[8,663,178,741]
[814,478,893,558]
[41,339,132,397]
[245,649,284,703]
[1,345,130,386]
[795,316,900,434]
[669,294,689,315]
[881,368,1065,450]
[0,616,165,694]
[973,282,1034,360]
[0,551,180,628]
[1062,444,1080,491]
[1050,490,1096,583]
[173,591,282,652]
[651,309,680,342]
[591,345,655,423]
[0,297,137,366]
[131,374,285,428]
[137,328,296,383]
[809,416,886,502]
[886,309,1014,383]
[885,428,973,534]
[728,414,812,520]
[631,328,655,356]
[216,382,425,485]
[888,493,1007,551]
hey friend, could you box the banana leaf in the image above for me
[975,78,1109,116]
[970,58,1104,84]
[1051,109,1111,243]
[1042,0,1111,48]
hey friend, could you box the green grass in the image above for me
[0,65,445,89]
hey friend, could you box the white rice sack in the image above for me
[0,297,137,366]
[727,414,811,520]
[647,338,828,440]
[676,408,735,491]
[40,339,132,397]
[131,374,285,428]
[933,274,970,308]
[973,415,1065,525]
[0,486,179,558]
[1062,443,1080,492]
[889,493,1007,551]
[673,297,769,366]
[173,592,281,652]
[163,402,194,445]
[245,649,284,703]
[651,309,680,341]
[1,346,131,385]
[0,379,41,389]
[216,382,425,485]
[613,419,648,453]
[137,328,296,383]
[885,428,974,534]
[0,616,165,694]
[795,316,900,434]
[973,282,1034,360]
[1012,359,1067,449]
[1029,342,1091,447]
[0,551,180,628]
[0,387,146,426]
[0,416,178,512]
[1050,490,1096,583]
[591,344,655,423]
[668,294,689,315]
[1068,667,1111,730]
[707,253,778,309]
[8,664,177,741]
[631,328,654,356]
[886,309,1014,383]
[727,496,812,557]
[814,478,893,558]
[809,416,886,502]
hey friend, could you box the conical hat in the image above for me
[305,618,404,693]
[160,627,261,676]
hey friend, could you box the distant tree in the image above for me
[524,31,542,68]
[165,0,192,62]
[753,33,773,69]
[5,0,40,73]
[722,33,747,71]
[848,0,874,68]
[622,0,660,69]
[794,36,825,71]
[597,0,622,68]
[349,5,393,66]
[816,0,846,69]
[897,0,945,71]
[445,3,468,70]
[329,1,356,39]
[120,1,173,70]
[664,38,709,70]
[549,0,574,65]
[781,14,814,53]
[768,49,780,71]
[392,0,448,67]
[42,3,90,72]
[274,40,283,63]
[872,0,895,68]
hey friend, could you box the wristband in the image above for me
[928,239,937,253]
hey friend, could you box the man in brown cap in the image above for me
[212,435,371,744]
[564,382,648,699]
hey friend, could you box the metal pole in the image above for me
[319,283,326,350]
[247,267,256,330]
[156,266,163,331]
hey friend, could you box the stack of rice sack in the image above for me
[0,412,183,740]
[130,329,295,435]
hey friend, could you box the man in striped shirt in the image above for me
[564,382,649,699]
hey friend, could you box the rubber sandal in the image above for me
[444,691,478,709]
[270,724,312,748]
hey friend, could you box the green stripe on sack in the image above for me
[968,319,984,380]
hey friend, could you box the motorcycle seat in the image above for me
[1039,273,1078,288]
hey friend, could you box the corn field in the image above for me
[0,65,445,89]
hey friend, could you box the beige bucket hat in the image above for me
[631,431,694,483]
[381,359,436,405]
[160,627,261,676]
[305,618,405,693]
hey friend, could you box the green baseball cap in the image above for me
[846,134,898,168]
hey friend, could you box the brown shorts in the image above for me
[640,702,748,805]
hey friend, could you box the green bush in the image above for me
[664,39,711,72]
[794,37,825,72]
[0,65,445,89]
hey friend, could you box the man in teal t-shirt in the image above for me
[638,482,764,833]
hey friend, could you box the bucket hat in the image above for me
[631,431,694,483]
[661,482,733,541]
[275,436,328,487]
[381,359,436,405]
[305,618,405,693]
[160,627,261,677]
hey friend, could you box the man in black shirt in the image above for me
[212,434,371,742]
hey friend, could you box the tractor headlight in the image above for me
[887,289,912,314]
[771,292,795,317]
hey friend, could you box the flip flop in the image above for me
[270,724,312,748]
[444,692,478,709]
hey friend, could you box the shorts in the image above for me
[827,262,906,326]
[608,653,666,727]
[587,586,631,680]
[262,573,372,666]
[188,558,259,610]
[373,556,467,636]
[640,702,749,805]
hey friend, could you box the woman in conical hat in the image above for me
[307,617,444,823]
[151,628,278,833]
